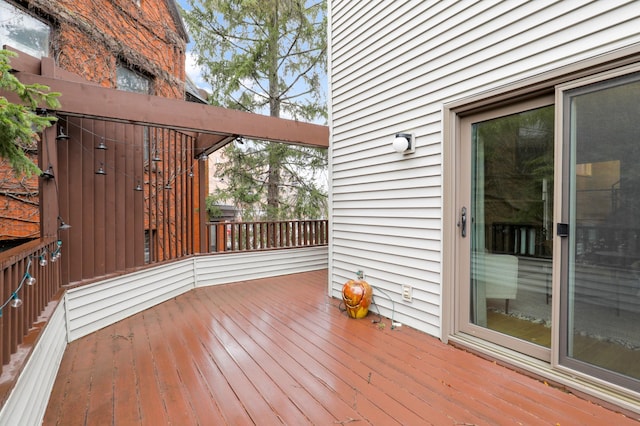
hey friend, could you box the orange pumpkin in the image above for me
[342,279,373,319]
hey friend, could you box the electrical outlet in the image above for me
[402,285,413,302]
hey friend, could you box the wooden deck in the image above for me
[43,270,638,425]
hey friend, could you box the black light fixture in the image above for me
[134,180,143,191]
[40,165,55,180]
[58,216,71,231]
[56,126,70,141]
[96,139,108,150]
[151,151,162,162]
[95,163,106,175]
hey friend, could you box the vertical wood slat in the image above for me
[161,127,168,262]
[81,118,95,280]
[160,128,167,261]
[56,121,71,286]
[133,125,145,267]
[170,130,177,258]
[104,121,116,274]
[1,266,10,367]
[185,134,192,255]
[177,133,183,256]
[94,120,106,277]
[66,117,82,283]
[9,262,18,357]
[126,124,137,269]
[116,122,127,271]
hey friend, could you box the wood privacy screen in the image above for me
[56,116,199,285]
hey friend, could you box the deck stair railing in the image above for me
[0,237,61,376]
[208,219,328,252]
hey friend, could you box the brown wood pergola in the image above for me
[6,48,328,286]
[10,50,328,153]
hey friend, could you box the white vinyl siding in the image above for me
[328,0,640,337]
[0,300,66,426]
[65,248,327,342]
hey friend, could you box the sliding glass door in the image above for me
[458,98,554,361]
[561,72,640,388]
[453,65,640,395]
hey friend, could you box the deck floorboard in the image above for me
[43,270,638,425]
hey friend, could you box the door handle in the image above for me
[458,207,467,238]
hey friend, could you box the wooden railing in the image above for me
[0,238,61,376]
[207,219,328,253]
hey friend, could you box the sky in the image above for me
[175,0,327,124]
[176,0,208,89]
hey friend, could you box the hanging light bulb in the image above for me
[41,165,55,180]
[96,139,108,150]
[96,162,107,175]
[58,216,71,230]
[50,240,62,262]
[56,126,70,141]
[39,252,48,267]
[10,293,22,308]
[25,273,36,286]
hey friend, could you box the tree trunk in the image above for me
[266,0,281,220]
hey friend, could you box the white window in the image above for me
[116,64,151,94]
[0,1,49,58]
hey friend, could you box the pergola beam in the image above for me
[14,71,328,151]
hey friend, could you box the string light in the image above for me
[95,162,107,175]
[50,240,62,263]
[57,115,200,191]
[0,252,56,317]
[39,250,48,267]
[25,273,36,286]
[96,138,108,150]
[9,294,22,309]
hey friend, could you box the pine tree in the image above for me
[0,49,60,176]
[183,0,327,220]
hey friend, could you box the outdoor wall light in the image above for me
[58,216,71,231]
[56,127,70,141]
[392,133,415,154]
[40,165,55,180]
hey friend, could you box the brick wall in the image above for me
[0,0,188,246]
